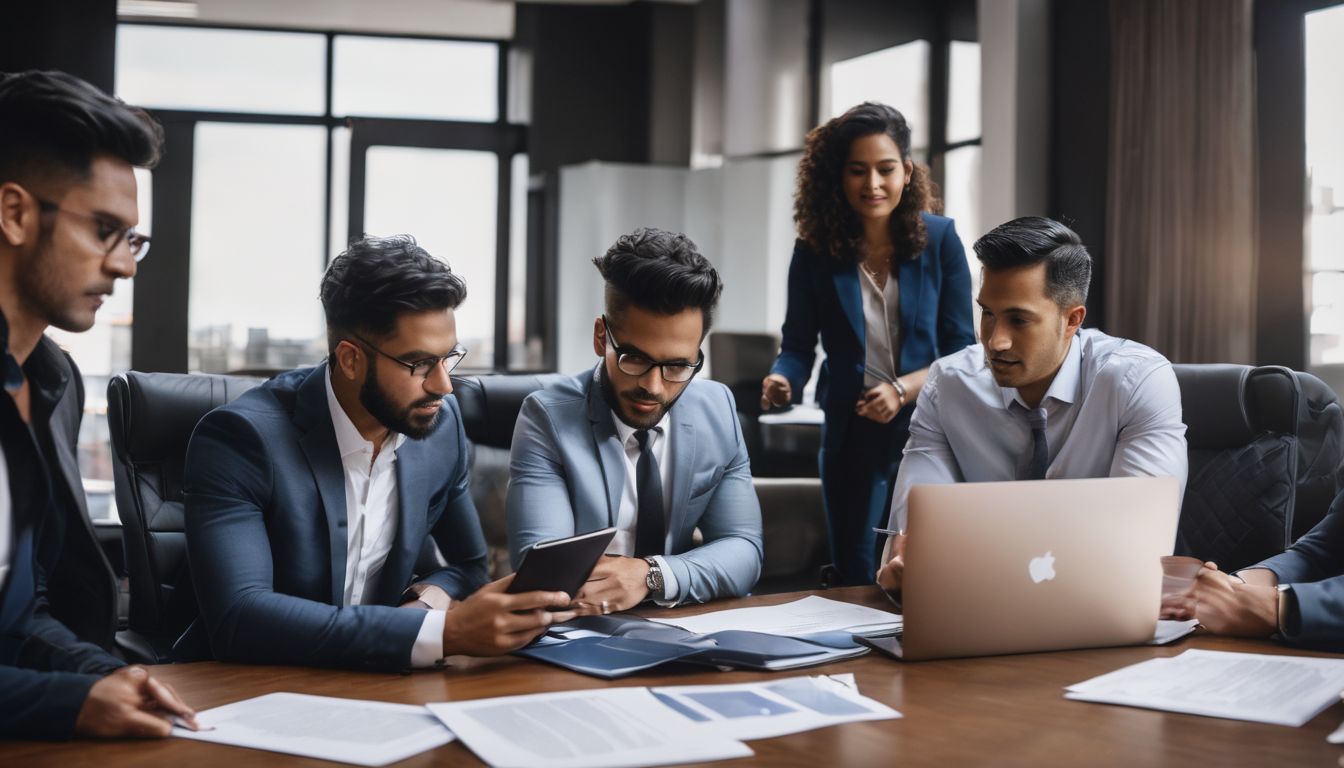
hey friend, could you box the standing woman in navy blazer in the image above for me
[761,102,975,586]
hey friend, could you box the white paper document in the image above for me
[1150,619,1199,645]
[649,673,901,741]
[757,405,825,425]
[1065,649,1344,726]
[651,595,901,637]
[172,692,454,766]
[427,687,753,768]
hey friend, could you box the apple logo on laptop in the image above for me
[1028,551,1056,583]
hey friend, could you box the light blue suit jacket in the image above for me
[505,367,763,603]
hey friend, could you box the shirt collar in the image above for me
[998,333,1081,410]
[324,370,405,460]
[611,408,669,449]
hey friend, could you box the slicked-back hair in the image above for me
[593,227,723,335]
[0,70,164,188]
[321,234,467,355]
[974,216,1092,309]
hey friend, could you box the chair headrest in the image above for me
[454,374,567,448]
[108,371,263,462]
[1173,364,1298,449]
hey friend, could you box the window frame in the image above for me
[121,20,533,375]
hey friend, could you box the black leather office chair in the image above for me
[108,371,262,663]
[1288,370,1344,539]
[1173,365,1301,572]
[449,374,567,576]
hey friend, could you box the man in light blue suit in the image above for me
[507,228,763,613]
[179,235,572,670]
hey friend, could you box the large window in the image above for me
[113,23,532,377]
[1306,5,1344,372]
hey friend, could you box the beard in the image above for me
[359,357,443,440]
[599,361,682,430]
[18,236,108,333]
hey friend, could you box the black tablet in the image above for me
[506,527,618,599]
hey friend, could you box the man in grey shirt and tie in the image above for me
[876,216,1188,590]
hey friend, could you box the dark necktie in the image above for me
[1028,407,1049,480]
[633,428,666,558]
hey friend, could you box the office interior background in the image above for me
[2,0,1341,530]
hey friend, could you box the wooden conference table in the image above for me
[4,587,1341,767]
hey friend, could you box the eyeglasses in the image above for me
[602,315,704,383]
[349,333,468,379]
[37,200,151,262]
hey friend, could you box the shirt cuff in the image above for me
[410,610,446,668]
[652,555,680,606]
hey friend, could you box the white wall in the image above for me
[979,0,1051,227]
[556,155,798,375]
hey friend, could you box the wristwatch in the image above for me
[1275,584,1298,638]
[643,557,665,601]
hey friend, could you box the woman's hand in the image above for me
[856,383,901,424]
[760,374,792,410]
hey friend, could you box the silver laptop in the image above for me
[894,475,1180,661]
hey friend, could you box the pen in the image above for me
[871,527,904,537]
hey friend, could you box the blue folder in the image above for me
[514,614,869,679]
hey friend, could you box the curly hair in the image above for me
[794,102,940,266]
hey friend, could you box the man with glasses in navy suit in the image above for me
[179,235,574,670]
[506,227,763,614]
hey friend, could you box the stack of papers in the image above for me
[427,674,900,768]
[650,595,901,637]
[1065,649,1344,726]
[173,692,454,766]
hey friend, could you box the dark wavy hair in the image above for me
[321,234,467,355]
[593,227,723,336]
[0,70,163,187]
[974,217,1092,308]
[794,102,939,266]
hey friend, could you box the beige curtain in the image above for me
[1106,0,1257,363]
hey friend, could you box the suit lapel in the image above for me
[294,364,349,605]
[585,366,624,527]
[897,251,926,371]
[666,406,696,550]
[373,438,425,605]
[833,266,864,347]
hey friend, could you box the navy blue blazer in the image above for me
[770,213,977,453]
[1253,491,1344,650]
[177,364,489,671]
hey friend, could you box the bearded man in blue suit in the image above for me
[179,235,572,670]
[506,228,763,613]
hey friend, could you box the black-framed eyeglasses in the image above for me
[601,315,704,383]
[37,199,151,263]
[349,332,468,379]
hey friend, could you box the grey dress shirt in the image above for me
[886,328,1188,530]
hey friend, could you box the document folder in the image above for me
[515,615,869,679]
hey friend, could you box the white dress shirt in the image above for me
[886,328,1188,531]
[608,412,681,603]
[325,375,444,666]
[860,267,901,387]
